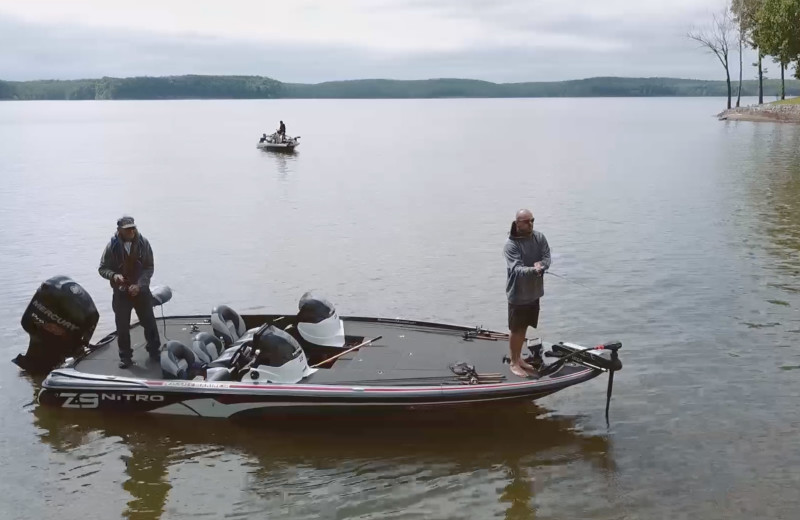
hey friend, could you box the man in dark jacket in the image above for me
[278,120,286,142]
[504,209,551,377]
[99,216,161,368]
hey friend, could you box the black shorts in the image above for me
[508,300,540,333]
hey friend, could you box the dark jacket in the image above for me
[504,222,551,305]
[98,232,154,292]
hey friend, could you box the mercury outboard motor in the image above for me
[13,276,99,374]
[243,325,316,384]
[296,292,345,347]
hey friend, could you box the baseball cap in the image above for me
[117,215,136,229]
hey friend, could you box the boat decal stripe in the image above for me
[133,367,594,393]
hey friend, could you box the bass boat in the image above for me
[13,276,622,421]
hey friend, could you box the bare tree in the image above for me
[736,20,744,106]
[689,8,736,109]
[732,0,765,104]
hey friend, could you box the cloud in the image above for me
[0,0,766,83]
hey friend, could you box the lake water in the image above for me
[1,97,799,519]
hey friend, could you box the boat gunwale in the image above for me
[42,364,600,396]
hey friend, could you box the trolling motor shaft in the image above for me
[605,348,620,426]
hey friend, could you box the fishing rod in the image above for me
[545,270,592,290]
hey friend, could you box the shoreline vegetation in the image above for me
[688,0,800,123]
[2,75,800,101]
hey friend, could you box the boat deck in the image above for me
[309,320,513,384]
[75,316,551,384]
[76,317,212,379]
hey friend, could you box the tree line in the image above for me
[3,75,799,101]
[0,75,283,100]
[689,0,800,109]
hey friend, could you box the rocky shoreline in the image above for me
[718,103,800,123]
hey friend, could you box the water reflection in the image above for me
[726,123,800,355]
[741,124,800,281]
[259,148,297,179]
[33,400,614,519]
[763,157,800,281]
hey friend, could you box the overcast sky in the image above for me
[0,0,769,83]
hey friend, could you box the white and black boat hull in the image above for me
[34,314,620,419]
[38,362,603,418]
[256,142,298,151]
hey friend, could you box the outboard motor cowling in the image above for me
[244,325,316,384]
[296,292,345,347]
[13,276,99,374]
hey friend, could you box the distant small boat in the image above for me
[257,132,300,151]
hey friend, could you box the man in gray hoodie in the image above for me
[504,209,551,377]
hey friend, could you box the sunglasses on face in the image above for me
[516,218,534,224]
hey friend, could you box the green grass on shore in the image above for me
[772,96,800,105]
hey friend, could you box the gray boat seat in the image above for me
[211,305,248,347]
[150,285,173,307]
[191,332,225,364]
[160,340,197,379]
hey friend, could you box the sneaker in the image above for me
[118,359,134,369]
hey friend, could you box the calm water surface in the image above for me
[1,97,799,519]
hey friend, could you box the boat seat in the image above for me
[206,367,233,382]
[149,285,173,307]
[191,332,225,364]
[211,305,249,347]
[160,340,198,380]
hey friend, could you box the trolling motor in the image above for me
[542,340,623,425]
[13,276,99,374]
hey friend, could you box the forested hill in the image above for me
[0,76,282,100]
[2,74,798,100]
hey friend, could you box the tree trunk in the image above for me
[726,67,732,109]
[781,62,785,100]
[758,53,763,104]
[737,34,742,107]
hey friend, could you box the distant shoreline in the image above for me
[3,74,800,101]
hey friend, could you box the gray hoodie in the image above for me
[504,223,551,305]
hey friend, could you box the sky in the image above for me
[0,0,771,83]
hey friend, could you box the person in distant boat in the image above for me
[278,121,286,142]
[98,216,161,369]
[504,208,551,378]
[259,133,267,143]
